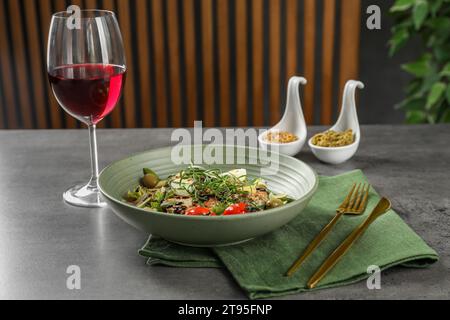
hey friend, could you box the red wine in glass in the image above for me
[48,64,126,124]
[47,10,126,208]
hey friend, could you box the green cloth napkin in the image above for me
[139,170,438,299]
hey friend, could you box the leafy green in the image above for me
[395,96,426,111]
[440,63,450,77]
[430,0,444,16]
[124,165,293,215]
[389,28,410,56]
[413,0,429,30]
[441,108,450,122]
[446,85,450,104]
[211,203,227,215]
[406,110,427,124]
[426,82,446,109]
[401,55,430,77]
[390,0,416,12]
[389,0,450,123]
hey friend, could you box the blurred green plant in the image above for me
[389,0,450,124]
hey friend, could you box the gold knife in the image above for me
[307,197,391,289]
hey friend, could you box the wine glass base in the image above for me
[63,183,107,208]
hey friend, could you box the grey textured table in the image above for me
[0,125,449,300]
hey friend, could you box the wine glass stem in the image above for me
[87,124,100,190]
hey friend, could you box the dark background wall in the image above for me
[359,0,418,124]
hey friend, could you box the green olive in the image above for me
[142,174,159,188]
[267,198,283,208]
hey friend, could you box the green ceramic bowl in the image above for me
[98,145,318,247]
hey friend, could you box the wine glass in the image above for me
[47,10,126,207]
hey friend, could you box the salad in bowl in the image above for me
[98,145,317,246]
[125,165,293,216]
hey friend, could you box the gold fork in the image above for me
[307,197,391,288]
[285,183,370,277]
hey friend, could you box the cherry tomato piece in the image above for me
[185,207,211,216]
[223,203,247,215]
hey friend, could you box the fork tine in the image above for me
[347,183,361,210]
[340,183,356,209]
[358,184,370,211]
[352,183,367,211]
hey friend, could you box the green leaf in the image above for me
[406,110,427,124]
[405,80,422,95]
[413,0,429,30]
[426,82,447,109]
[391,19,413,33]
[434,45,450,63]
[427,17,450,45]
[211,203,227,215]
[440,108,450,123]
[427,113,437,124]
[426,34,436,48]
[390,0,416,12]
[389,28,410,56]
[396,97,426,111]
[401,56,430,77]
[390,0,450,124]
[419,66,440,94]
[440,63,450,77]
[446,85,450,104]
[430,0,444,16]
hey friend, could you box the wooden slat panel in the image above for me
[151,0,168,127]
[0,0,363,129]
[23,0,48,129]
[166,0,182,128]
[116,0,137,128]
[67,0,83,14]
[39,0,62,129]
[339,0,361,99]
[84,0,98,8]
[101,0,116,15]
[303,0,316,124]
[52,0,77,128]
[7,0,34,128]
[0,77,4,128]
[252,0,264,126]
[269,0,281,125]
[235,0,248,126]
[285,0,298,81]
[321,0,336,125]
[136,0,152,128]
[182,0,198,126]
[201,0,215,127]
[217,0,231,127]
[101,0,122,128]
[0,1,18,128]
